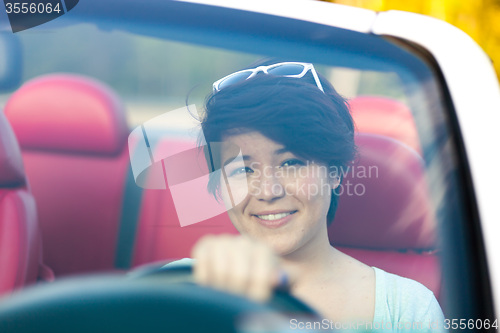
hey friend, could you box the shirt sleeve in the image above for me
[396,278,446,333]
[416,294,446,333]
[373,267,447,333]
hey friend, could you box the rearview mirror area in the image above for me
[0,33,22,92]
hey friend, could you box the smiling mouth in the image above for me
[254,211,298,221]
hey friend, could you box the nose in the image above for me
[252,167,285,202]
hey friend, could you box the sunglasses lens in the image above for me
[218,71,253,90]
[267,64,305,76]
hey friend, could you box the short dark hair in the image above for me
[200,65,356,225]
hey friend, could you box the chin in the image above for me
[265,236,301,257]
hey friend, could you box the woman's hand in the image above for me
[191,234,284,302]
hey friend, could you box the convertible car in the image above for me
[0,0,499,331]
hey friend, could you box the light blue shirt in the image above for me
[371,267,445,332]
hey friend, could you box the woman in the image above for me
[183,61,443,329]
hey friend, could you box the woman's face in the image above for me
[219,131,339,256]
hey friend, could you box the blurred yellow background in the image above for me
[329,0,500,79]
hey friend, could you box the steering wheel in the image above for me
[0,264,318,333]
[129,263,318,314]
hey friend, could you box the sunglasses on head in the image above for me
[213,62,325,93]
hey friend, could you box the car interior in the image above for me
[1,72,441,297]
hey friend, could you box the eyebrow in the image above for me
[275,148,288,155]
[222,148,289,167]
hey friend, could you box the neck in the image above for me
[280,224,339,286]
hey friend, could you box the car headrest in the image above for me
[349,96,421,153]
[0,111,25,187]
[4,74,128,155]
[329,133,435,251]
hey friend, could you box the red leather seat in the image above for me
[4,74,130,276]
[0,111,51,296]
[132,139,238,266]
[350,96,422,154]
[131,132,439,300]
[331,133,439,297]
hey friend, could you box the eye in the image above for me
[228,166,253,177]
[281,159,306,168]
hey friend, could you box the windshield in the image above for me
[0,4,484,330]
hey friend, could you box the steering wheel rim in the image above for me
[129,263,318,314]
[0,266,319,333]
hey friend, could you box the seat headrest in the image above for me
[330,133,435,250]
[0,111,25,187]
[349,96,421,153]
[4,74,128,155]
